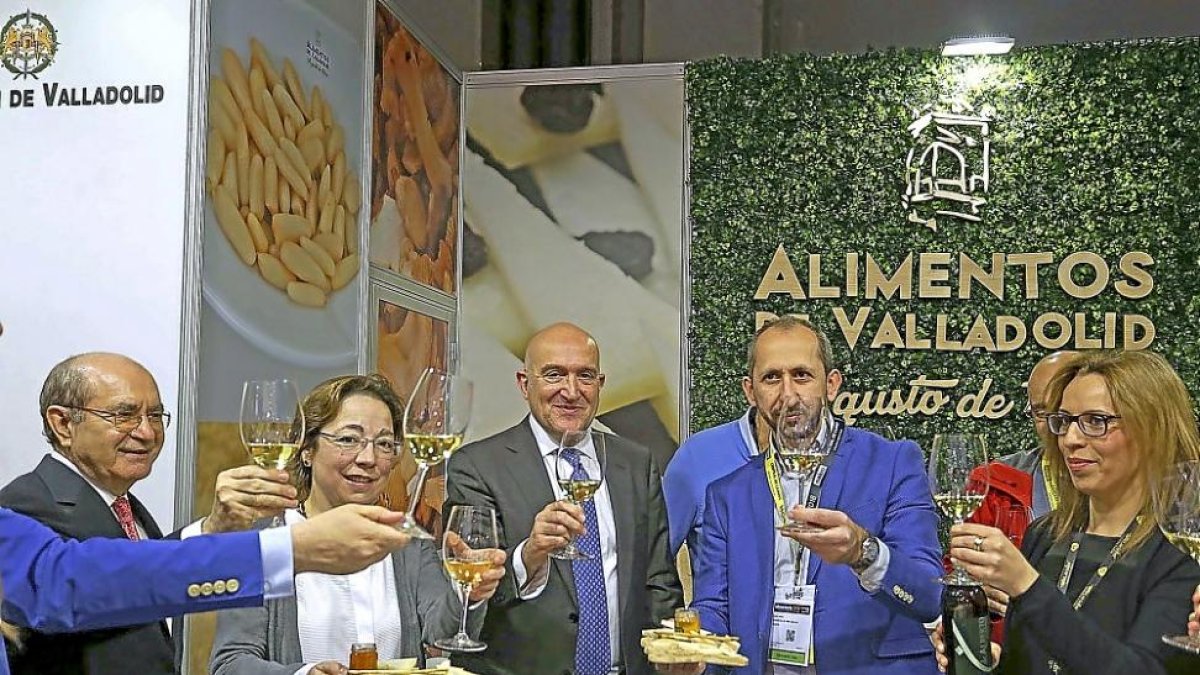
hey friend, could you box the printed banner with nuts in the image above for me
[192,0,368,670]
[460,75,685,470]
[369,2,461,296]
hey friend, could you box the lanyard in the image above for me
[1054,518,1139,611]
[765,419,846,520]
[1041,452,1061,512]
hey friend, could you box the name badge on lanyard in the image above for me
[770,584,816,667]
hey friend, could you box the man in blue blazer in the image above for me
[691,316,941,674]
[0,503,410,675]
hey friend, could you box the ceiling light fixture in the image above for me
[941,36,1015,56]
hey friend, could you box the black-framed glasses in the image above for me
[68,406,171,432]
[1045,412,1121,438]
[318,432,400,458]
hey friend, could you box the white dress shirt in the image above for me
[511,418,621,670]
[288,509,404,673]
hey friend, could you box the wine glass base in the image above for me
[396,518,436,540]
[434,635,488,653]
[777,523,823,535]
[1163,634,1200,654]
[549,545,589,560]
[936,572,983,586]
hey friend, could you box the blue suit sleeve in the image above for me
[1,508,266,633]
[872,441,944,622]
[662,449,696,556]
[690,483,731,637]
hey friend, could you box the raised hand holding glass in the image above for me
[435,505,498,653]
[239,379,304,527]
[929,433,990,584]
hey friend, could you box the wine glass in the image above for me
[550,429,606,560]
[994,504,1033,548]
[1154,460,1200,653]
[775,400,827,534]
[401,368,473,540]
[435,505,498,653]
[928,433,989,584]
[240,379,304,527]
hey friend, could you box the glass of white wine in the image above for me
[435,504,498,653]
[401,368,473,541]
[240,379,304,527]
[928,433,989,585]
[1154,460,1200,653]
[550,429,606,560]
[775,400,828,534]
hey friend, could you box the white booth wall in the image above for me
[0,0,194,526]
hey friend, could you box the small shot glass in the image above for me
[674,607,701,635]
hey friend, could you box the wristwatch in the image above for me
[850,535,881,574]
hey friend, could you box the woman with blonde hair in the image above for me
[938,349,1200,674]
[211,374,505,675]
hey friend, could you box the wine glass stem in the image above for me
[406,464,431,520]
[457,581,473,637]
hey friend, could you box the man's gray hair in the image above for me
[746,315,837,376]
[39,354,96,449]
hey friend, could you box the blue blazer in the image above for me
[0,507,267,675]
[691,428,942,675]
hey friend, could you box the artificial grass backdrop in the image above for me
[687,39,1200,454]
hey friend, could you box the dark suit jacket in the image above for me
[445,419,682,675]
[0,454,176,675]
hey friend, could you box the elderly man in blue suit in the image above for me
[0,504,410,675]
[690,316,941,674]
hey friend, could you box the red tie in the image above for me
[112,495,140,541]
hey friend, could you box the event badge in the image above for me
[770,584,816,667]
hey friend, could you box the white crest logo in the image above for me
[902,104,992,232]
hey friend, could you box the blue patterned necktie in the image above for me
[561,447,611,675]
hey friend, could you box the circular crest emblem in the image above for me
[2,11,58,79]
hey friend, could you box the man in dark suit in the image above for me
[0,352,297,675]
[446,322,682,675]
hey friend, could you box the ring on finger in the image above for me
[973,535,985,552]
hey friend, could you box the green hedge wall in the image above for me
[687,39,1200,455]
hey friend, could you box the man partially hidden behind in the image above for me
[445,322,682,675]
[690,316,942,674]
[994,350,1079,520]
[0,352,297,675]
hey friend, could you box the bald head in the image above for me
[1026,350,1077,430]
[519,322,605,440]
[523,322,600,370]
[40,352,158,449]
[1028,351,1078,404]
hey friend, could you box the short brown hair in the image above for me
[1041,350,1200,551]
[746,315,836,376]
[288,373,405,501]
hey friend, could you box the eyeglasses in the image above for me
[1022,400,1050,420]
[318,432,400,458]
[1045,412,1122,438]
[531,370,601,388]
[69,406,171,432]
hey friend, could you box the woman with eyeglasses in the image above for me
[210,374,506,675]
[932,350,1200,674]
